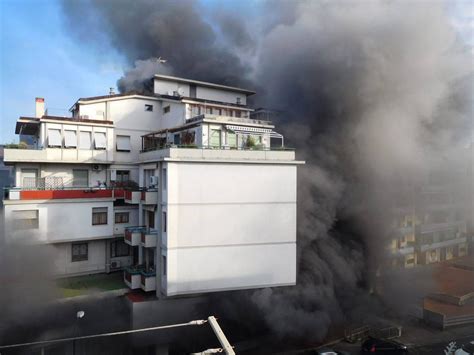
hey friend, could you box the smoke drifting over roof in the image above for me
[61,0,472,342]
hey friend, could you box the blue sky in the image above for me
[0,0,125,144]
[0,0,472,144]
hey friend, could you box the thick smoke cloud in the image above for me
[60,0,472,342]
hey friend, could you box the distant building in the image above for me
[388,156,471,268]
[0,146,13,204]
[3,74,304,297]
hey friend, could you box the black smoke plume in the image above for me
[59,0,473,342]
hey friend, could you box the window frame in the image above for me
[144,104,153,112]
[116,135,131,152]
[110,240,130,258]
[12,209,39,230]
[92,207,108,225]
[72,169,89,187]
[162,211,167,233]
[114,212,129,224]
[71,242,88,262]
[163,105,171,114]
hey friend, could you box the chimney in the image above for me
[35,97,45,118]
[109,87,115,95]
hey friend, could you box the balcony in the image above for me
[140,270,157,292]
[124,265,144,290]
[4,187,122,201]
[141,229,158,248]
[141,189,158,205]
[3,147,112,164]
[124,190,141,204]
[124,226,146,246]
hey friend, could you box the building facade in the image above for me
[3,75,303,297]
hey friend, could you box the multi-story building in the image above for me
[389,166,470,268]
[3,74,303,297]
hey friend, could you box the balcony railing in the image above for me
[4,187,125,201]
[141,142,294,153]
[140,269,157,292]
[124,265,145,289]
[141,228,158,248]
[124,226,147,246]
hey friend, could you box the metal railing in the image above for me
[141,142,294,153]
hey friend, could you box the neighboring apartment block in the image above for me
[389,161,472,268]
[3,74,304,297]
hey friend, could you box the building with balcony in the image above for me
[3,74,304,297]
[388,165,471,269]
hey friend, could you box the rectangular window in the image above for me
[92,207,108,225]
[210,129,221,147]
[205,107,212,114]
[72,169,88,187]
[111,240,129,258]
[236,97,241,105]
[116,170,130,183]
[163,106,170,114]
[94,132,107,150]
[145,104,153,112]
[115,212,129,224]
[12,210,39,229]
[216,108,222,115]
[162,255,167,276]
[21,169,38,188]
[162,168,167,190]
[162,211,167,233]
[79,131,91,149]
[227,131,237,147]
[235,110,242,118]
[116,135,131,152]
[190,84,196,98]
[173,134,180,145]
[72,242,88,262]
[48,128,62,147]
[64,130,77,148]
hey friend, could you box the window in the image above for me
[145,104,153,112]
[162,255,167,276]
[236,97,241,105]
[92,207,108,225]
[116,170,130,183]
[173,134,180,145]
[162,211,167,233]
[72,243,88,262]
[162,168,167,190]
[48,129,62,147]
[94,132,107,150]
[21,169,38,188]
[13,210,39,229]
[216,108,222,115]
[235,110,242,118]
[110,240,129,257]
[64,130,77,148]
[227,131,237,147]
[190,84,196,98]
[72,169,88,187]
[210,129,221,147]
[79,131,91,149]
[163,105,170,114]
[206,107,212,114]
[115,212,129,224]
[116,135,131,152]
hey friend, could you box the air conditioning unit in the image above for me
[150,176,159,186]
[110,260,121,269]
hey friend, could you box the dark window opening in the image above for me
[111,240,129,258]
[145,104,153,112]
[163,106,170,114]
[115,212,129,224]
[72,243,88,262]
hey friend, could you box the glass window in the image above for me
[162,168,167,190]
[72,243,88,262]
[210,129,221,147]
[73,169,88,187]
[116,170,130,183]
[162,255,167,276]
[115,212,129,224]
[79,131,92,149]
[111,240,129,257]
[13,210,39,229]
[163,106,170,114]
[227,131,236,147]
[92,207,108,225]
[145,104,153,112]
[162,211,167,233]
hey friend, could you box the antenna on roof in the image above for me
[109,87,115,95]
[156,57,167,64]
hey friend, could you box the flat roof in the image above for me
[154,74,256,95]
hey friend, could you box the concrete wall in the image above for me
[162,162,297,296]
[52,239,107,276]
[4,199,114,243]
[196,86,247,105]
[154,79,190,97]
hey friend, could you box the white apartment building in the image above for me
[3,74,304,297]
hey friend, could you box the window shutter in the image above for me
[94,132,107,149]
[64,130,77,148]
[79,131,91,149]
[116,135,131,151]
[48,129,62,147]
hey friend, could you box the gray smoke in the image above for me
[60,0,472,342]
